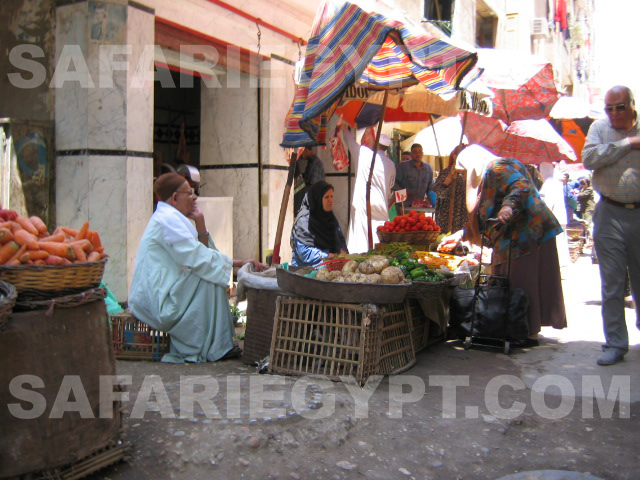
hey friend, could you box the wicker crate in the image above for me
[110,311,170,361]
[269,296,415,385]
[568,240,583,263]
[406,298,430,353]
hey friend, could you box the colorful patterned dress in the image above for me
[477,158,567,333]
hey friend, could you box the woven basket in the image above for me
[0,259,107,301]
[566,227,584,241]
[407,279,448,299]
[378,230,440,245]
[14,286,107,313]
[0,280,17,329]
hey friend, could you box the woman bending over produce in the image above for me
[290,181,348,267]
[129,173,267,363]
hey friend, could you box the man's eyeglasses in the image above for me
[604,103,629,114]
[176,188,196,196]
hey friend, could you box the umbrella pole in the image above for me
[366,90,389,251]
[459,111,468,144]
[429,116,443,171]
[272,151,297,265]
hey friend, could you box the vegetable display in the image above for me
[306,252,453,285]
[0,208,107,266]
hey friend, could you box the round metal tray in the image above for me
[276,267,410,304]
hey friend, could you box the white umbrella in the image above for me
[549,96,593,119]
[401,116,468,157]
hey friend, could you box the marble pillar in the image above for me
[200,71,260,263]
[55,1,154,301]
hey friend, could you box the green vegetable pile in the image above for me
[388,251,451,283]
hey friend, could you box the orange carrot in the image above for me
[61,227,79,238]
[34,259,46,265]
[7,244,27,264]
[39,233,65,243]
[15,216,39,236]
[0,228,13,244]
[20,249,49,262]
[13,229,39,250]
[10,222,22,234]
[0,221,13,230]
[29,216,47,234]
[45,255,65,265]
[6,259,21,266]
[76,221,89,241]
[39,241,74,260]
[70,239,93,252]
[87,251,101,262]
[62,258,71,265]
[91,231,103,249]
[0,241,20,264]
[70,243,87,262]
[95,247,104,254]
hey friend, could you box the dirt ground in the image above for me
[86,249,639,480]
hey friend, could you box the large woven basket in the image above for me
[378,230,440,245]
[0,258,107,301]
[0,280,17,329]
[407,279,448,299]
[14,286,107,313]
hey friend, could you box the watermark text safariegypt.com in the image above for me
[6,374,631,421]
[6,43,464,90]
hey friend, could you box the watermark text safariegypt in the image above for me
[6,374,631,421]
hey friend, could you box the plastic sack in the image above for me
[236,263,280,302]
[100,281,124,315]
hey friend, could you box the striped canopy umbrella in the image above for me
[281,1,478,147]
[464,112,577,165]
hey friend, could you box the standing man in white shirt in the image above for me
[342,127,396,253]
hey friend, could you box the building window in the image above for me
[476,0,499,48]
[424,0,452,21]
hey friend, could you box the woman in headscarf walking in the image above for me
[440,155,567,344]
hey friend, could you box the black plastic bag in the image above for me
[449,275,529,343]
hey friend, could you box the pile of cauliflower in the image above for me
[315,255,406,284]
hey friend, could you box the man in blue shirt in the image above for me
[393,143,436,208]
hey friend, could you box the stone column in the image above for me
[54,0,154,300]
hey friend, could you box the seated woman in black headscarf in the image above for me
[290,180,348,267]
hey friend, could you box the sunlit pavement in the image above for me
[511,245,640,402]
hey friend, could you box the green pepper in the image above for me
[410,267,427,279]
[402,259,417,270]
[396,251,408,261]
[389,258,400,267]
[412,276,427,282]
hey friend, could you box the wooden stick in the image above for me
[272,152,297,265]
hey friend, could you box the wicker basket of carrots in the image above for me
[0,209,108,301]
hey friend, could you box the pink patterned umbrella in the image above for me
[471,49,559,124]
[463,112,577,165]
